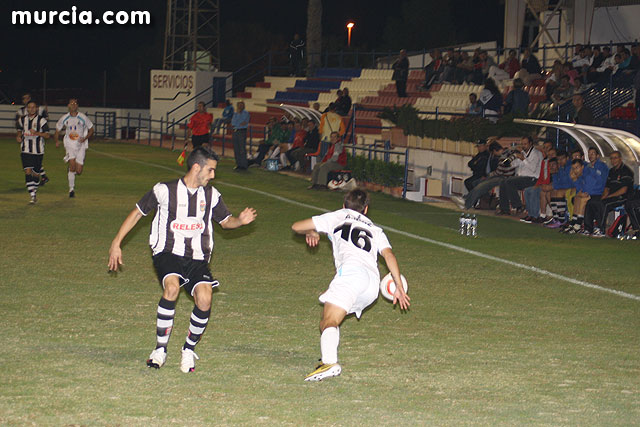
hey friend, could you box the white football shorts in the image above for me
[63,140,88,165]
[319,265,379,318]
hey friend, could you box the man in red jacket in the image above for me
[187,102,213,149]
[308,131,346,190]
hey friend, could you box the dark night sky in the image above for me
[0,0,503,104]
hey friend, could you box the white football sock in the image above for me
[321,327,340,364]
[68,171,76,191]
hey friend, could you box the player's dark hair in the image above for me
[187,146,219,170]
[571,158,584,166]
[557,150,568,158]
[344,189,370,214]
[571,148,584,158]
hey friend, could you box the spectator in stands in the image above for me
[451,141,516,210]
[392,49,410,97]
[571,93,593,125]
[546,151,572,228]
[439,48,459,83]
[308,131,346,190]
[312,102,321,113]
[212,100,234,134]
[583,151,635,236]
[516,48,542,85]
[628,44,640,71]
[563,158,604,234]
[572,45,593,71]
[456,51,474,84]
[503,78,530,117]
[466,93,482,116]
[282,120,308,169]
[423,49,443,90]
[551,75,574,105]
[478,78,503,122]
[497,135,543,215]
[489,49,520,83]
[231,101,250,171]
[464,139,490,191]
[594,51,619,82]
[290,120,320,171]
[289,34,305,77]
[248,118,285,167]
[319,103,346,142]
[186,102,213,149]
[335,88,352,116]
[521,146,556,224]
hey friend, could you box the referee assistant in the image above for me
[187,102,213,149]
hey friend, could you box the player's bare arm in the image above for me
[16,130,22,143]
[108,208,144,271]
[291,218,320,247]
[80,127,94,143]
[54,130,60,147]
[381,248,411,310]
[219,207,257,229]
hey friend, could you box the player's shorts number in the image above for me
[334,222,372,252]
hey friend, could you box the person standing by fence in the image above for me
[392,50,409,98]
[231,101,250,171]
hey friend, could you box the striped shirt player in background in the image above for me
[54,99,95,198]
[16,93,50,186]
[292,189,410,382]
[16,101,50,204]
[108,146,257,373]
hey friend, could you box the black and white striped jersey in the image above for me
[136,179,232,261]
[18,114,49,155]
[16,105,48,129]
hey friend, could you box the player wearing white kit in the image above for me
[292,189,410,381]
[54,99,94,197]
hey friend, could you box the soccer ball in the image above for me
[379,272,408,301]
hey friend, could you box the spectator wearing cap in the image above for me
[464,139,490,191]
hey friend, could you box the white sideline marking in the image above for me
[91,148,640,302]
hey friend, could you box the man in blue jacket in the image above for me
[564,159,604,234]
[586,147,609,194]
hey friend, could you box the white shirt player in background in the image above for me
[54,99,94,198]
[292,189,410,382]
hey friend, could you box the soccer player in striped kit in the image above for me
[16,101,49,204]
[16,93,50,186]
[54,99,94,198]
[108,146,257,373]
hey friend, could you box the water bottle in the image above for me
[465,214,472,236]
[471,215,478,237]
[459,214,465,235]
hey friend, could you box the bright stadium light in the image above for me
[346,21,355,47]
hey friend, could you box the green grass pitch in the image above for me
[0,138,638,425]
